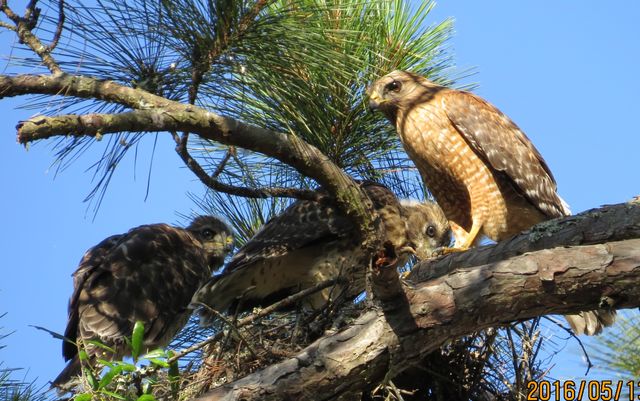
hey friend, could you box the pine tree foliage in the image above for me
[592,310,640,379]
[187,0,459,244]
[0,315,49,401]
[10,0,457,213]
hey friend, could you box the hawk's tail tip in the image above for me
[51,357,81,394]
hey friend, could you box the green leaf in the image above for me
[78,349,90,362]
[96,359,115,368]
[74,393,93,401]
[98,389,127,400]
[137,394,157,401]
[98,365,123,389]
[131,321,145,362]
[148,358,169,368]
[141,348,168,360]
[84,368,98,391]
[86,340,116,354]
[115,361,137,372]
[168,357,180,395]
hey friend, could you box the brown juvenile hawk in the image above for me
[192,182,450,317]
[368,70,614,335]
[52,216,234,388]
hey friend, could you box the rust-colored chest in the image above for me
[395,99,544,241]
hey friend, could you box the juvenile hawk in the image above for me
[52,216,234,388]
[192,182,450,317]
[368,70,614,335]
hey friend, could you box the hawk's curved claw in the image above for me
[433,246,470,256]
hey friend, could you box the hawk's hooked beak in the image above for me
[398,244,417,257]
[224,235,235,253]
[368,90,384,111]
[211,234,235,254]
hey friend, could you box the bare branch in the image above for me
[196,304,259,360]
[0,0,19,22]
[44,0,65,52]
[17,110,168,140]
[0,1,62,73]
[24,0,38,18]
[0,21,15,30]
[170,131,320,200]
[14,109,342,205]
[196,201,640,400]
[211,148,233,178]
[186,0,272,104]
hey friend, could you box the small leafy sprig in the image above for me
[73,321,180,401]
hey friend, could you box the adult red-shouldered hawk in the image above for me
[192,182,450,318]
[52,216,234,389]
[368,70,614,335]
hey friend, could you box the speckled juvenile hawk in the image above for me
[52,216,234,388]
[368,70,614,335]
[192,182,450,317]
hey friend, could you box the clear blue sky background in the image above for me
[1,0,639,390]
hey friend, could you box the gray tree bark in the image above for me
[197,200,640,401]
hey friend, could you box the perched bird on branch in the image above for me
[52,216,234,389]
[192,182,450,319]
[367,70,615,335]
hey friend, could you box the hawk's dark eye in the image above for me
[202,228,215,240]
[426,225,436,238]
[386,80,402,93]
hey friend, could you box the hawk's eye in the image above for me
[202,228,215,240]
[386,80,402,93]
[426,225,436,238]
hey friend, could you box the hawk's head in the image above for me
[400,200,451,260]
[187,216,235,270]
[367,70,443,123]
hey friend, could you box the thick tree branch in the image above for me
[0,74,173,109]
[196,201,640,401]
[3,73,379,245]
[14,108,360,204]
[408,200,640,282]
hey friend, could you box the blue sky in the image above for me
[1,0,639,390]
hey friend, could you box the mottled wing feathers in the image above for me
[225,196,356,273]
[193,196,356,315]
[442,90,570,218]
[363,181,403,210]
[55,216,233,388]
[193,182,406,315]
[64,224,210,361]
[225,182,404,273]
[64,234,123,360]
